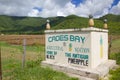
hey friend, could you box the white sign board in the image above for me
[45,28,108,68]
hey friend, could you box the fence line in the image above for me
[0,35,120,54]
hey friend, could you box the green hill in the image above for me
[0,14,120,34]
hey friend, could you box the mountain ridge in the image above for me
[0,14,120,34]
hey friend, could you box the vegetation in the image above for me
[1,37,120,80]
[109,38,120,80]
[109,52,120,80]
[1,42,78,80]
[0,14,120,34]
[0,14,120,80]
[110,38,120,53]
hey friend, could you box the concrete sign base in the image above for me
[41,60,116,80]
[43,27,116,80]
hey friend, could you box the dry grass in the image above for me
[0,35,45,45]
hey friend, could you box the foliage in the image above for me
[0,14,120,34]
[110,52,120,65]
[1,42,78,80]
[12,66,78,80]
[109,52,120,80]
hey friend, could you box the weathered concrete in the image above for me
[41,60,116,80]
[43,27,116,80]
[45,28,109,69]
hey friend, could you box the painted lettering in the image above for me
[70,35,85,43]
[72,54,88,59]
[65,53,71,57]
[46,55,55,59]
[48,35,85,43]
[81,37,85,43]
[46,51,57,59]
[48,35,68,42]
[68,58,88,66]
[47,46,63,51]
[75,48,89,53]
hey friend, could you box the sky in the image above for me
[0,0,120,18]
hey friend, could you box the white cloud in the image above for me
[34,0,70,17]
[28,9,39,17]
[0,0,119,18]
[56,0,114,18]
[57,2,76,17]
[37,0,114,18]
[110,1,120,15]
[0,0,41,16]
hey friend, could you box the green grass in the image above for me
[112,39,120,48]
[13,66,77,80]
[110,52,120,65]
[1,42,78,80]
[0,41,45,53]
[109,52,120,80]
[1,38,120,80]
[111,39,120,53]
[109,67,120,80]
[109,38,120,80]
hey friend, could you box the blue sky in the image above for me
[71,0,84,7]
[112,0,120,6]
[0,0,120,18]
[71,0,119,7]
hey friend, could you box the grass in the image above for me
[110,52,120,65]
[0,42,78,80]
[109,67,120,80]
[111,38,120,53]
[1,38,120,80]
[13,66,77,80]
[109,38,120,80]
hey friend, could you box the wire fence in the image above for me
[0,35,45,63]
[0,34,120,54]
[0,34,120,80]
[0,35,46,80]
[0,35,46,61]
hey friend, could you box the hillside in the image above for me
[0,14,120,34]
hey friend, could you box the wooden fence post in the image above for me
[22,39,26,68]
[108,35,112,59]
[0,44,2,80]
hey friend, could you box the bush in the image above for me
[110,52,120,65]
[109,52,120,80]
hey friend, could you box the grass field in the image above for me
[110,38,120,53]
[109,52,120,80]
[0,35,45,45]
[1,35,120,53]
[1,42,78,80]
[0,35,120,80]
[109,38,120,80]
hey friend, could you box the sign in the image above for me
[44,27,109,70]
[45,28,108,68]
[46,32,91,67]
